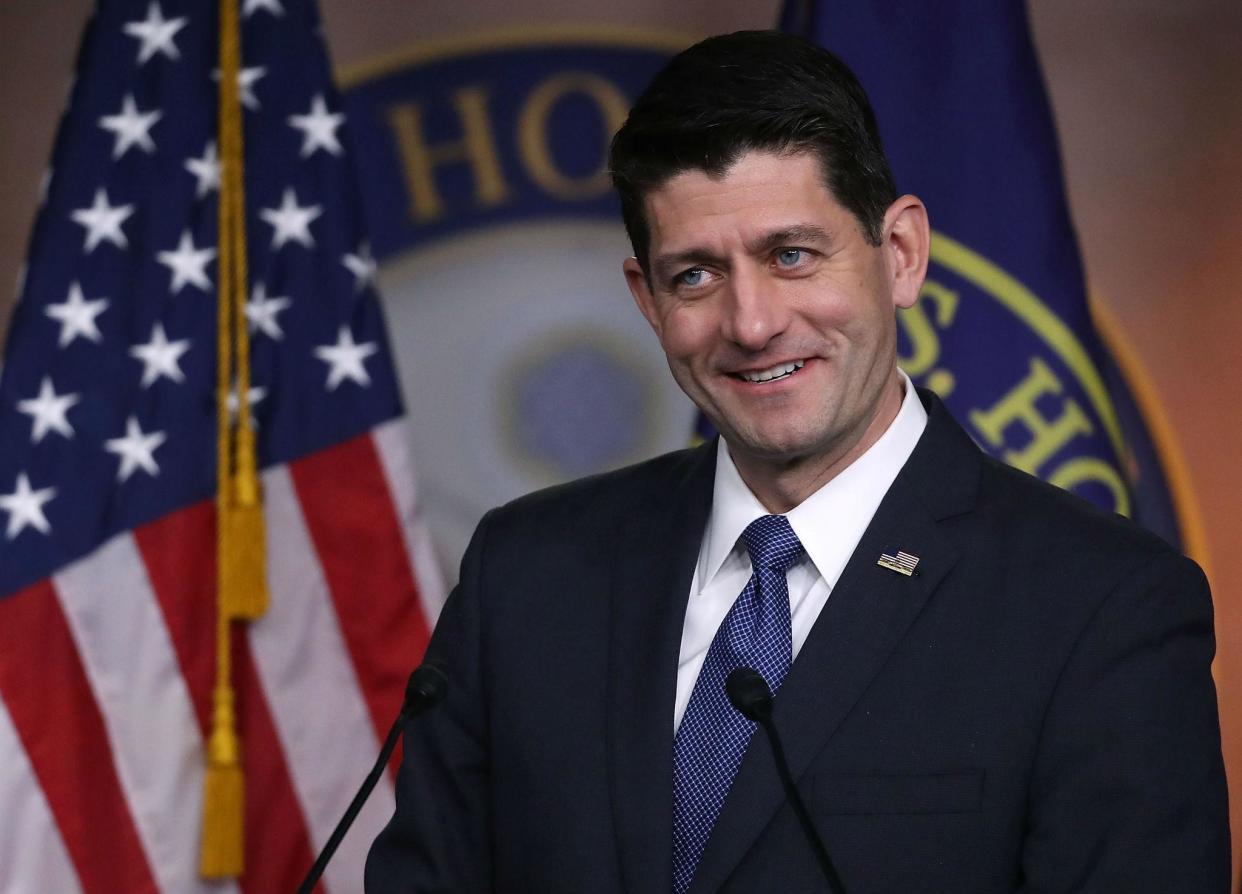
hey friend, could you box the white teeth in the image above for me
[740,360,804,383]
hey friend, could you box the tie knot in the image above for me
[741,514,803,574]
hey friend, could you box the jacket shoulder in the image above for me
[972,450,1192,575]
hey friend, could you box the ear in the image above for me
[623,256,663,338]
[881,194,930,310]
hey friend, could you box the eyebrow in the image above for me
[650,224,835,283]
[747,224,833,255]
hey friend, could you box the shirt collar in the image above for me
[697,371,929,590]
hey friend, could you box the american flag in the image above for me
[0,1,443,891]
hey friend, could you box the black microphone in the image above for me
[296,660,448,894]
[402,659,449,717]
[726,667,847,894]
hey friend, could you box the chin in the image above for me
[720,425,832,465]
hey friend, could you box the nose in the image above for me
[720,265,790,351]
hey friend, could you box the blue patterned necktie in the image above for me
[672,514,804,894]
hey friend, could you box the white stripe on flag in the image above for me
[252,464,395,894]
[374,419,447,623]
[0,696,84,894]
[53,535,239,894]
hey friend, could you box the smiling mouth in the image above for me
[733,360,806,383]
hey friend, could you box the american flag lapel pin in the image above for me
[877,549,920,576]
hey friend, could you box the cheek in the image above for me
[790,276,857,322]
[657,307,715,364]
[801,282,891,340]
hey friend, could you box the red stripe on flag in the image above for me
[134,502,318,894]
[0,580,159,894]
[290,432,431,754]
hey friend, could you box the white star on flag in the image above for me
[0,473,56,540]
[245,282,291,340]
[157,229,216,293]
[288,94,345,157]
[70,188,134,252]
[98,94,162,159]
[260,188,323,249]
[45,282,108,347]
[314,325,378,390]
[342,243,377,292]
[243,0,284,17]
[214,66,267,111]
[16,377,80,443]
[237,66,266,110]
[129,322,191,387]
[226,384,268,427]
[184,141,221,198]
[122,2,188,65]
[104,416,167,481]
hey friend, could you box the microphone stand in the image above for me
[727,667,846,894]
[296,662,447,894]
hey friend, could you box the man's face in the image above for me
[624,150,926,477]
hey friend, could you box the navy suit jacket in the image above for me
[366,392,1229,892]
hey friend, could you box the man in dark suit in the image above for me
[366,31,1229,892]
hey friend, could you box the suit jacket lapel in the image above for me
[607,442,717,894]
[688,392,979,894]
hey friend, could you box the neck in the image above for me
[731,372,907,514]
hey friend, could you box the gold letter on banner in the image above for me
[387,87,510,222]
[969,356,1094,475]
[518,72,629,200]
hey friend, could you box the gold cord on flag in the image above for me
[201,0,269,877]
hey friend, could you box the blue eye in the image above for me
[776,249,804,267]
[677,268,707,287]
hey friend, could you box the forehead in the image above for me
[641,150,850,249]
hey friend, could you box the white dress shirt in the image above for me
[673,373,929,730]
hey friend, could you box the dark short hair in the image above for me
[609,30,897,271]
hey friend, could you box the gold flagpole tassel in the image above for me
[200,670,244,875]
[222,435,269,619]
[220,259,269,621]
[201,0,263,877]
